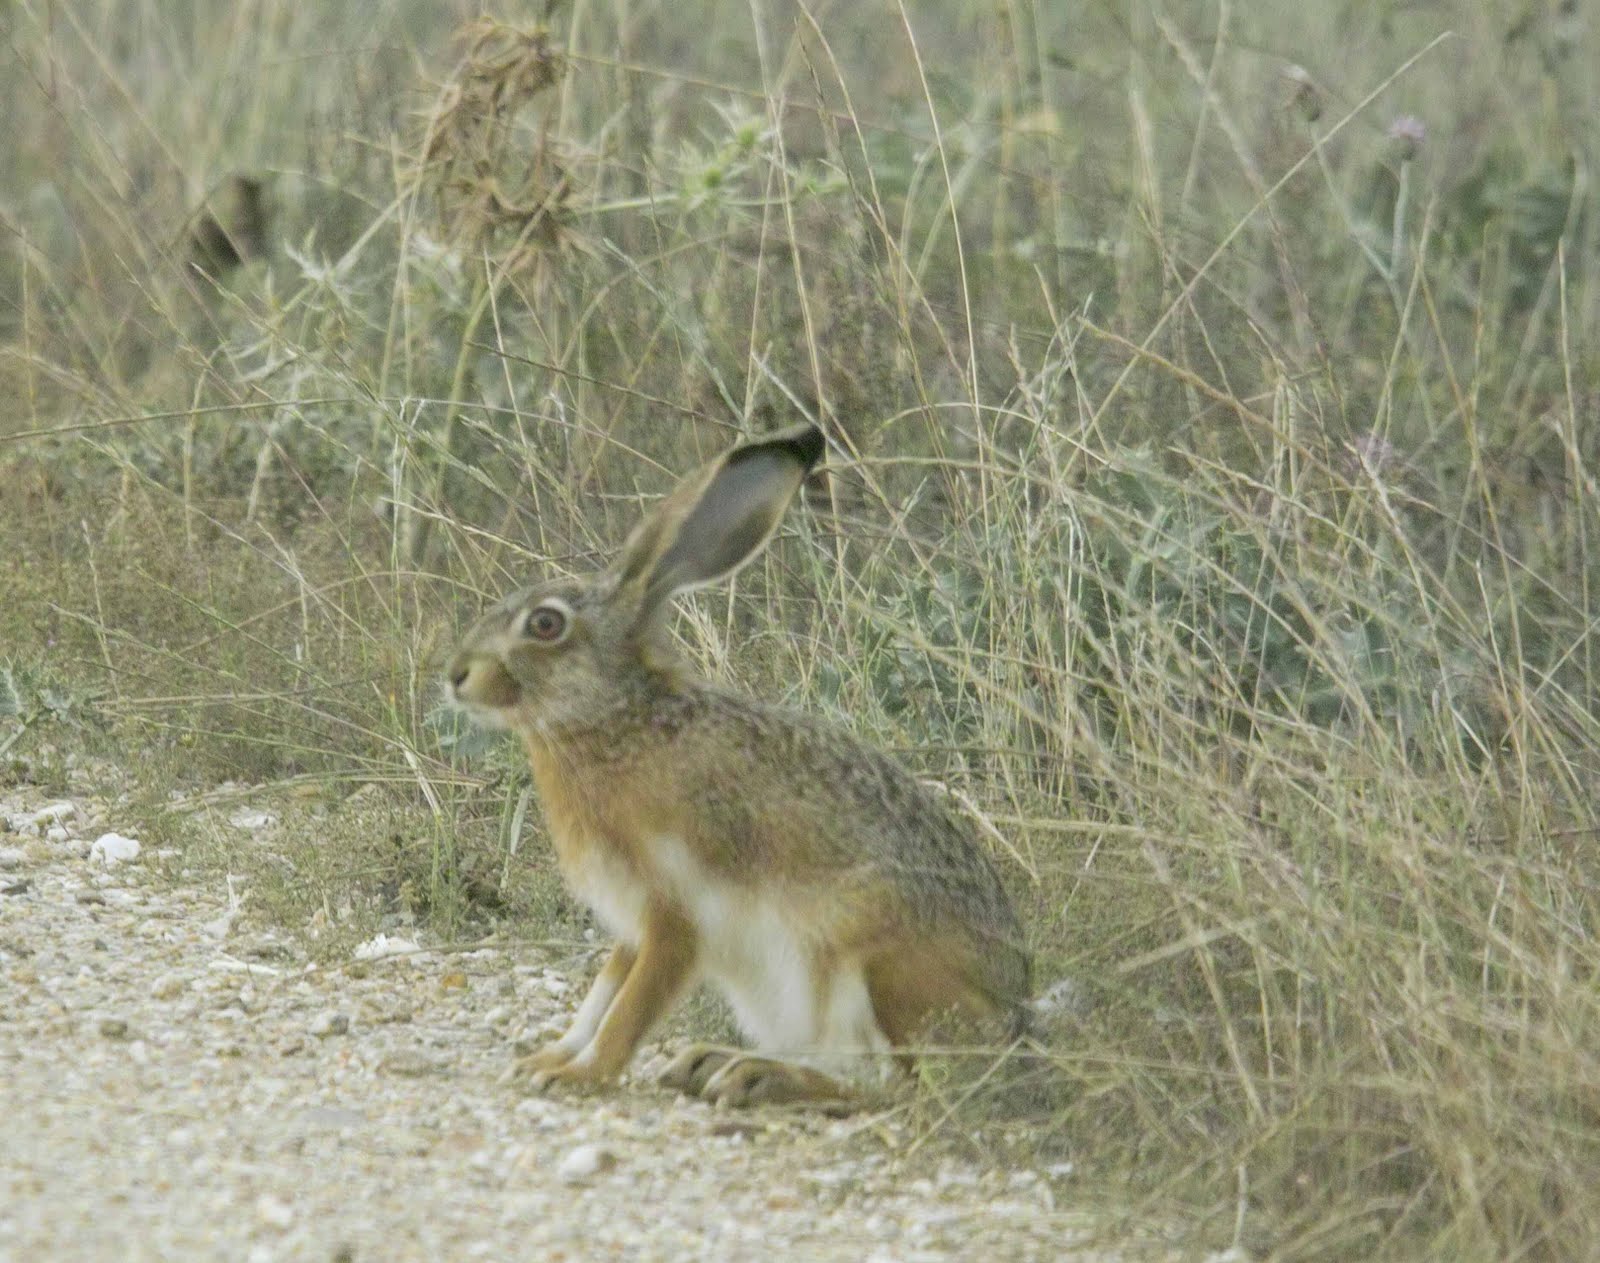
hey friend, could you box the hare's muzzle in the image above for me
[446,650,521,712]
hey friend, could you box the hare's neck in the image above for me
[521,674,705,770]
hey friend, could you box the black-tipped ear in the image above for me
[612,425,824,615]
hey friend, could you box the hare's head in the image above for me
[446,424,824,734]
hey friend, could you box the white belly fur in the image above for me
[563,834,892,1072]
[652,834,818,1052]
[556,838,896,1075]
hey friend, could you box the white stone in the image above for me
[353,933,423,961]
[558,1143,616,1184]
[89,833,140,867]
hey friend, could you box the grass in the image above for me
[4,0,1599,1257]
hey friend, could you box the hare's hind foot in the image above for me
[658,1044,862,1113]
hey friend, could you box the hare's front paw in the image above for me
[531,1055,626,1093]
[504,1043,625,1094]
[499,1042,576,1089]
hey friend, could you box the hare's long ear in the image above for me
[612,424,824,618]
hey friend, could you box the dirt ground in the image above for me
[0,784,1139,1263]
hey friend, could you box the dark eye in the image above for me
[521,603,569,643]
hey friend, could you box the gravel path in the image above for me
[0,787,1124,1262]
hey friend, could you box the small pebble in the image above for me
[309,1012,350,1038]
[558,1143,617,1184]
[382,1050,444,1077]
[254,1193,294,1230]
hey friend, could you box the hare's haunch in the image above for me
[447,425,1029,1107]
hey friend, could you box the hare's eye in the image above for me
[520,603,569,643]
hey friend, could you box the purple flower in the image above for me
[1387,115,1426,161]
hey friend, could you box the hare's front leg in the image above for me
[516,902,699,1091]
[504,942,637,1083]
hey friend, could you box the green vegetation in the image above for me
[4,1,1598,1256]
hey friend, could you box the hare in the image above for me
[446,424,1029,1107]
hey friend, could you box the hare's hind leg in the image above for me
[659,960,894,1111]
[662,940,1000,1105]
[660,1045,863,1111]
